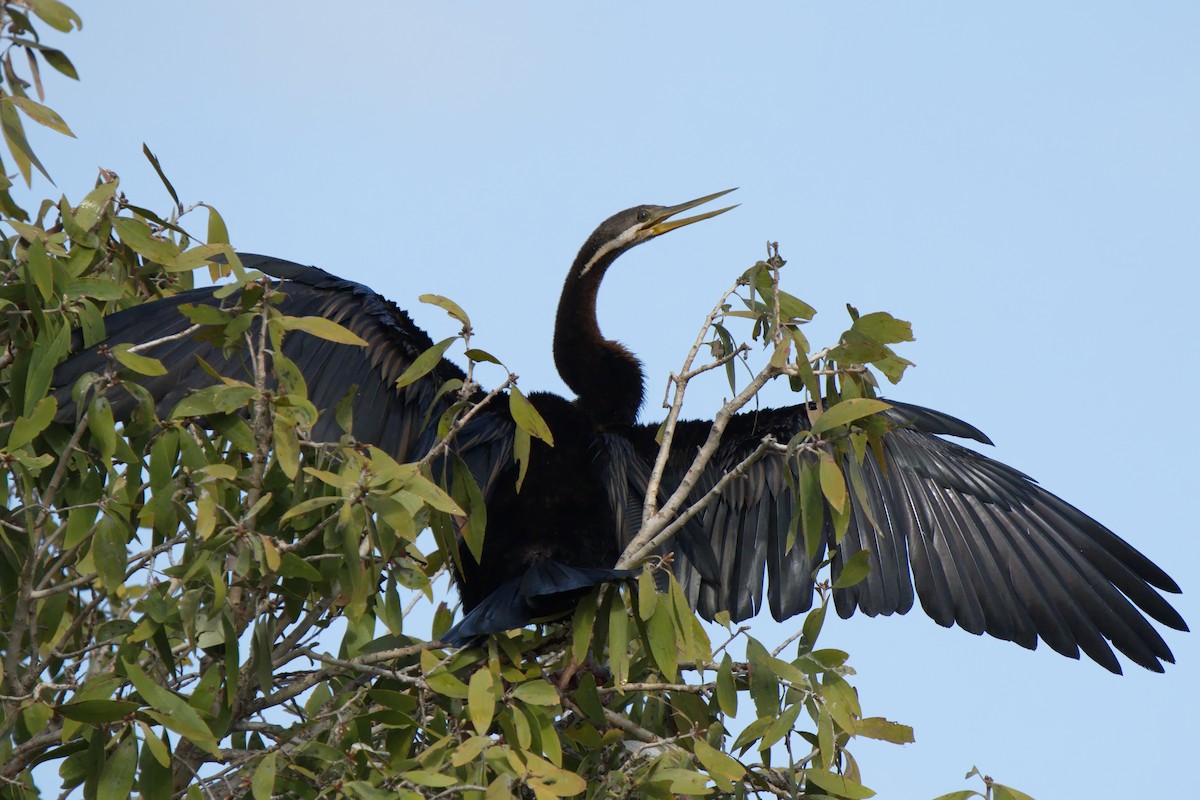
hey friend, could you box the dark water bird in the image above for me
[54,191,1186,672]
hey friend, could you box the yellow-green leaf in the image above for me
[97,734,137,800]
[810,398,891,436]
[512,680,559,707]
[280,495,341,522]
[113,217,180,264]
[819,454,847,513]
[833,549,872,590]
[401,770,458,788]
[9,396,56,450]
[694,738,746,787]
[10,95,74,136]
[123,660,220,757]
[509,386,553,446]
[395,336,455,389]
[804,768,876,799]
[277,314,367,346]
[112,345,167,376]
[27,0,83,32]
[402,473,465,516]
[716,654,738,717]
[251,753,276,800]
[468,669,496,733]
[420,293,471,326]
[88,395,116,457]
[637,569,657,621]
[854,716,915,744]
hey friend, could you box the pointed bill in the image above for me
[643,188,739,237]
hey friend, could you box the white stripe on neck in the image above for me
[579,226,640,277]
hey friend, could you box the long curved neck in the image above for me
[554,245,645,427]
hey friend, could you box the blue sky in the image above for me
[28,2,1199,797]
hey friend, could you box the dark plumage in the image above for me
[53,191,1186,671]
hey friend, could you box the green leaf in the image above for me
[525,754,587,797]
[278,553,323,581]
[75,179,118,229]
[810,398,891,436]
[177,302,232,326]
[646,598,678,680]
[509,386,554,446]
[97,734,137,800]
[799,458,824,561]
[513,680,559,706]
[833,549,872,590]
[801,603,827,650]
[854,716,915,744]
[0,95,50,182]
[817,707,835,768]
[818,454,847,513]
[758,699,802,751]
[55,699,140,723]
[273,415,300,480]
[92,515,127,592]
[716,654,738,717]
[171,385,256,418]
[165,243,231,274]
[464,348,502,365]
[24,321,70,415]
[636,569,657,621]
[62,278,128,301]
[251,752,276,800]
[113,217,180,264]
[607,589,630,686]
[9,395,56,450]
[468,669,496,733]
[993,785,1037,800]
[41,47,79,79]
[804,768,876,799]
[26,0,83,31]
[112,345,167,376]
[425,671,469,699]
[137,726,172,800]
[10,95,74,136]
[929,793,978,800]
[852,311,914,344]
[570,589,598,663]
[26,237,53,302]
[87,395,116,457]
[821,673,862,733]
[513,426,531,492]
[402,473,465,515]
[694,738,746,788]
[123,660,220,757]
[277,314,367,346]
[401,770,458,788]
[142,143,180,209]
[395,336,455,389]
[280,495,341,522]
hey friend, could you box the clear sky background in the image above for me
[25,3,1199,797]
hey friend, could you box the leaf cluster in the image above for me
[0,7,1038,799]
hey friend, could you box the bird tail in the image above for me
[441,561,636,647]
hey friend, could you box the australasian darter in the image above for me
[53,190,1187,673]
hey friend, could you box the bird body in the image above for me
[53,191,1186,672]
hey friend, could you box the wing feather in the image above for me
[617,400,1185,673]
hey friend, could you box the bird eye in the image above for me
[636,209,650,223]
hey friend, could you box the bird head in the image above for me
[575,188,738,277]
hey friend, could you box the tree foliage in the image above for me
[0,4,1036,798]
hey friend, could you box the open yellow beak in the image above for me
[642,188,739,237]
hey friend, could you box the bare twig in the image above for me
[126,322,203,354]
[638,277,744,530]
